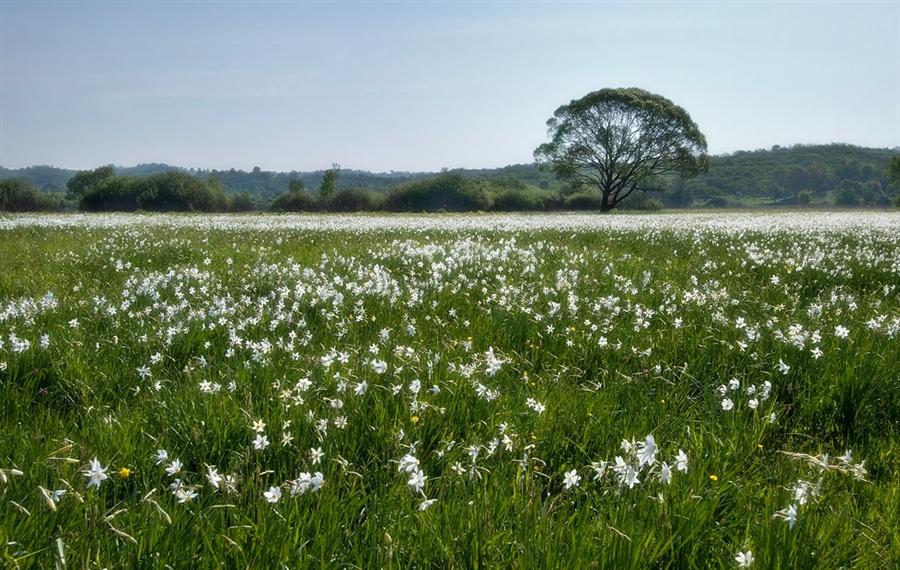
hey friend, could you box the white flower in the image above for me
[206,465,223,489]
[563,469,581,490]
[659,461,672,485]
[775,503,798,529]
[398,454,419,473]
[591,460,608,480]
[748,398,759,409]
[310,447,323,465]
[735,550,755,567]
[155,449,168,465]
[310,471,324,492]
[264,486,282,503]
[622,465,640,489]
[408,469,426,493]
[777,359,790,375]
[835,325,849,339]
[419,498,437,511]
[175,487,198,503]
[253,434,269,450]
[165,459,183,476]
[291,473,312,496]
[354,381,368,395]
[721,398,734,411]
[84,458,108,489]
[675,449,688,472]
[637,434,657,468]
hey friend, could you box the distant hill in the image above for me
[2,143,897,208]
[683,144,898,207]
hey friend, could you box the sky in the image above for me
[1,0,898,173]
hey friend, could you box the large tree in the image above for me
[535,87,709,212]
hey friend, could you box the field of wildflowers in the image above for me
[1,212,899,568]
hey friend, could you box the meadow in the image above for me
[1,211,899,569]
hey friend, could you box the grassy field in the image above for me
[1,212,899,569]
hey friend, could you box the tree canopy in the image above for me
[535,87,709,211]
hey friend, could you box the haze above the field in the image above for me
[1,1,897,173]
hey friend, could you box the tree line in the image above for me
[3,146,899,213]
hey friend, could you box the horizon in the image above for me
[2,1,899,172]
[3,141,898,177]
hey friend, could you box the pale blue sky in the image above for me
[1,1,898,172]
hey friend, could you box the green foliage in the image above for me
[319,163,340,199]
[269,187,315,212]
[385,173,493,212]
[564,190,605,210]
[703,195,730,208]
[693,144,895,205]
[886,156,900,189]
[797,189,812,205]
[322,187,382,212]
[0,178,63,211]
[833,180,863,206]
[66,166,116,200]
[535,87,709,211]
[78,171,228,212]
[632,197,664,211]
[229,191,257,212]
[4,145,897,211]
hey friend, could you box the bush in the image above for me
[490,188,546,211]
[385,174,492,212]
[833,180,863,207]
[564,191,605,210]
[0,178,63,211]
[621,196,665,211]
[229,192,257,212]
[80,172,228,212]
[702,196,729,208]
[270,189,315,212]
[323,188,383,212]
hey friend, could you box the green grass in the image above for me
[1,212,898,568]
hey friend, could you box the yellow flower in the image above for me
[709,475,718,482]
[119,467,131,478]
[411,416,419,423]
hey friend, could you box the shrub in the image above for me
[0,178,63,211]
[80,172,228,212]
[564,191,605,210]
[270,189,315,212]
[323,188,383,212]
[229,192,257,212]
[702,196,729,208]
[385,174,492,212]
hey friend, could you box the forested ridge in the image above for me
[1,143,898,211]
